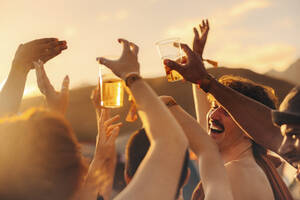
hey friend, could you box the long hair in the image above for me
[0,108,87,200]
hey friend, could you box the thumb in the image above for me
[98,57,115,70]
[163,59,184,75]
[61,75,70,95]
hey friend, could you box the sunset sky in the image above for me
[1,0,299,96]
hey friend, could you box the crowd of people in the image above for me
[0,19,299,200]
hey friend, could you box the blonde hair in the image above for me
[0,108,87,200]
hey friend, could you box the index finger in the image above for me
[26,38,59,46]
[193,27,200,39]
[118,38,130,54]
[130,42,139,56]
[180,43,193,58]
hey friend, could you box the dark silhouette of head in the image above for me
[125,128,190,199]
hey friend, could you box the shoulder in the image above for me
[225,159,274,200]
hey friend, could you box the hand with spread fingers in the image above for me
[81,87,122,200]
[193,19,209,59]
[90,82,122,160]
[164,43,209,84]
[0,38,67,116]
[90,80,105,119]
[13,38,67,74]
[98,38,139,80]
[34,60,69,115]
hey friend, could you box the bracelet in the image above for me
[166,99,177,107]
[196,74,214,93]
[125,73,142,87]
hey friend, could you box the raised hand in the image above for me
[164,43,209,84]
[98,39,139,80]
[80,92,122,200]
[90,83,122,152]
[34,60,69,114]
[193,19,209,59]
[13,38,67,74]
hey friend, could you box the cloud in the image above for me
[115,10,129,20]
[213,43,297,73]
[63,27,77,37]
[98,10,129,23]
[230,0,271,16]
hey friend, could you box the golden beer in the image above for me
[156,38,184,82]
[162,55,183,82]
[166,69,183,82]
[101,79,124,108]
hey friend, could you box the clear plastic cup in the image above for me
[156,37,183,82]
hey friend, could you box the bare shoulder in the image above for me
[225,159,274,200]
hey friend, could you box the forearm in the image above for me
[192,84,210,130]
[130,78,188,146]
[169,104,233,199]
[208,79,282,152]
[80,155,116,200]
[0,64,29,116]
[168,104,216,157]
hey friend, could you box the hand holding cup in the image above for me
[97,39,140,80]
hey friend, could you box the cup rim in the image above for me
[155,37,181,46]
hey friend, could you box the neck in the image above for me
[220,137,253,164]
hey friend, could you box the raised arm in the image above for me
[78,85,122,200]
[83,84,122,200]
[34,60,69,115]
[164,42,282,154]
[98,39,188,200]
[160,96,233,200]
[0,38,67,116]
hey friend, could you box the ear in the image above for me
[183,168,191,186]
[124,170,131,185]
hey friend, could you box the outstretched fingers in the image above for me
[130,42,139,56]
[205,19,210,30]
[98,57,115,70]
[106,126,120,144]
[193,27,200,39]
[103,114,121,130]
[180,43,193,58]
[34,60,55,95]
[118,38,130,55]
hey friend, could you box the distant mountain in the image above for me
[266,58,300,85]
[20,67,295,142]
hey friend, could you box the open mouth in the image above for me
[209,120,225,135]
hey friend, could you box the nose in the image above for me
[207,107,222,121]
[278,136,295,157]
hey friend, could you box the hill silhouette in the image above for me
[20,67,295,142]
[267,58,300,85]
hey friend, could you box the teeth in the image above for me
[210,125,223,131]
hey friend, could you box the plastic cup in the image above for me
[156,37,183,82]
